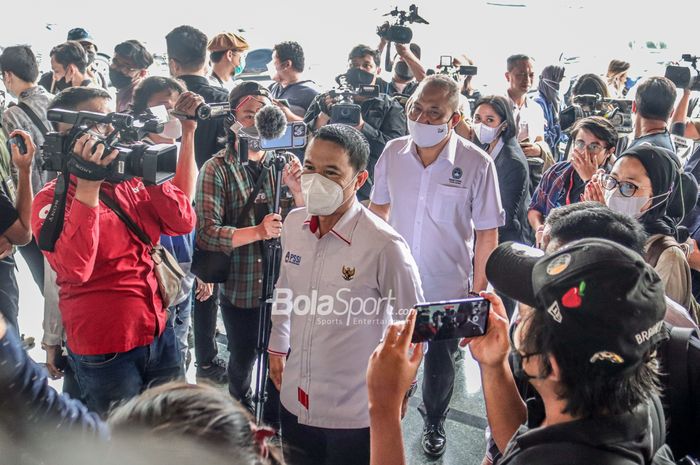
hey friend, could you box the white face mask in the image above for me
[407,118,450,148]
[604,189,648,219]
[473,122,502,145]
[301,173,357,216]
[161,117,182,140]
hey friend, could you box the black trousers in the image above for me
[18,238,44,295]
[280,405,370,465]
[193,285,219,365]
[421,338,459,424]
[219,296,260,403]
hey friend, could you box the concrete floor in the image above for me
[14,254,488,465]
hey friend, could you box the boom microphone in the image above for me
[255,105,287,141]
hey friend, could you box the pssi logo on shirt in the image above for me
[285,251,302,266]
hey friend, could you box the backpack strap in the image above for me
[667,327,695,439]
[646,235,682,268]
[16,102,51,137]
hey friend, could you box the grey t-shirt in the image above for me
[269,80,321,117]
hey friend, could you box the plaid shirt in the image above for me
[528,161,576,217]
[195,147,292,308]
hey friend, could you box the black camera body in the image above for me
[560,94,634,134]
[433,55,478,82]
[376,4,429,45]
[43,109,177,186]
[665,54,700,91]
[325,77,380,126]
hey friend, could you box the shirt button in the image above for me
[257,259,262,263]
[258,279,262,284]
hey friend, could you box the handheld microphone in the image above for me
[255,105,287,141]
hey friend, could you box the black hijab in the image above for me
[617,145,678,237]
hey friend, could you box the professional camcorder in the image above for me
[431,55,478,82]
[171,102,231,121]
[376,4,428,45]
[43,109,177,186]
[665,54,700,91]
[321,74,380,126]
[560,94,634,134]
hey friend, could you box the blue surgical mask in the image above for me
[234,54,246,76]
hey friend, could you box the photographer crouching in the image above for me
[304,45,407,200]
[30,87,196,416]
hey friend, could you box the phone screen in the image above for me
[411,297,490,343]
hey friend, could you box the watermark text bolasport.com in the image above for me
[271,288,412,325]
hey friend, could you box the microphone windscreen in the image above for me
[255,105,287,140]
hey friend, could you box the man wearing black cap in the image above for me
[366,238,672,465]
[195,80,302,409]
[110,40,153,112]
[65,28,107,90]
[477,238,671,464]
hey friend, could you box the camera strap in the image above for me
[38,171,70,252]
[16,102,52,138]
[67,154,110,181]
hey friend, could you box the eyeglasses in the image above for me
[573,140,607,154]
[601,174,640,197]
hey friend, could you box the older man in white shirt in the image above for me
[369,74,504,458]
[268,124,424,465]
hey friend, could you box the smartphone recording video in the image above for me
[411,297,490,343]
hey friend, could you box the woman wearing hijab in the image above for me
[586,145,696,309]
[535,65,566,159]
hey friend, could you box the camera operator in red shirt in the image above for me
[31,87,196,416]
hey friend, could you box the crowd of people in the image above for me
[0,21,699,465]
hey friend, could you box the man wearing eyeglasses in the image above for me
[528,116,618,247]
[109,40,154,113]
[369,75,504,458]
[207,32,250,93]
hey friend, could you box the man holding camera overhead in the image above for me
[370,74,504,458]
[304,44,406,201]
[30,87,196,415]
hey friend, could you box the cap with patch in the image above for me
[228,81,270,109]
[67,28,97,49]
[487,238,667,372]
[207,32,250,53]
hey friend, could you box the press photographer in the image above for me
[30,87,196,415]
[304,44,407,200]
[195,81,303,411]
[629,76,677,152]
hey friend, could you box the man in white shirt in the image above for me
[369,74,504,457]
[268,124,424,465]
[505,54,547,148]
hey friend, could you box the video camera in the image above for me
[560,94,634,134]
[171,102,231,121]
[376,4,428,45]
[665,54,700,91]
[43,109,177,186]
[432,55,478,82]
[322,74,380,126]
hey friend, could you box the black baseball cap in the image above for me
[228,81,270,109]
[487,238,667,372]
[67,28,97,50]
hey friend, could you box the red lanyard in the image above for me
[565,170,576,205]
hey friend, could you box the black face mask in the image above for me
[109,68,134,90]
[394,61,414,81]
[345,67,375,88]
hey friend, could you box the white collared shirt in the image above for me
[507,93,546,142]
[268,201,424,429]
[371,133,505,301]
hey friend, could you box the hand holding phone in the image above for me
[411,297,490,343]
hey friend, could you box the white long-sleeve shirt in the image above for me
[268,201,424,429]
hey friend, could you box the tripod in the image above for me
[253,151,288,424]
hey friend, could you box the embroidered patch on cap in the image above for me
[562,281,586,308]
[589,351,625,364]
[547,301,563,323]
[546,254,571,276]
